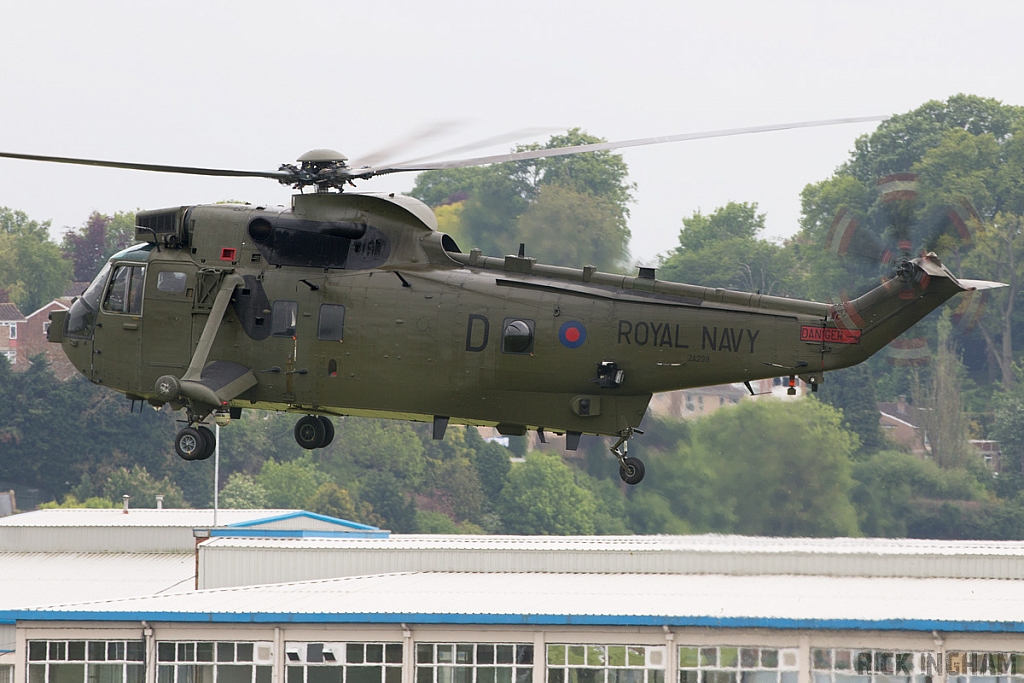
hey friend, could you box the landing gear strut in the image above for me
[294,415,335,449]
[610,427,645,485]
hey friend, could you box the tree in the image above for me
[255,457,330,509]
[219,473,270,509]
[679,399,861,536]
[103,466,188,508]
[817,362,884,454]
[61,211,137,282]
[659,202,796,295]
[0,208,72,313]
[409,129,634,267]
[913,313,972,468]
[497,452,596,535]
[516,184,630,270]
[358,471,419,532]
[306,482,383,527]
[851,450,987,537]
[321,418,425,486]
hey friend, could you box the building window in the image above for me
[286,642,402,683]
[27,640,145,683]
[679,646,799,683]
[8,323,15,339]
[0,664,12,683]
[3,350,15,364]
[156,641,273,683]
[419,643,532,683]
[548,644,663,683]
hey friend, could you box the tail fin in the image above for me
[834,253,1003,357]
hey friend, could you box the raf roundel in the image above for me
[559,321,587,349]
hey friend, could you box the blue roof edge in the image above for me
[224,511,380,532]
[1,612,1022,633]
[209,529,389,539]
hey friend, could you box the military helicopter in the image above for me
[2,117,1002,485]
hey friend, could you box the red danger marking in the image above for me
[800,326,861,344]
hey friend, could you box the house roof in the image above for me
[0,303,25,322]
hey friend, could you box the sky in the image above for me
[1,1,1023,265]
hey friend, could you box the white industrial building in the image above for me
[1,508,1023,683]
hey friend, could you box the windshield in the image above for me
[66,262,111,337]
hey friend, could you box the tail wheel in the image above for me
[294,415,326,449]
[175,427,207,461]
[618,456,646,485]
[196,426,216,460]
[317,416,335,448]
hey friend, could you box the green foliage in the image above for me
[625,490,690,534]
[659,202,796,295]
[409,129,633,268]
[516,184,630,270]
[255,456,330,509]
[703,400,860,536]
[0,207,72,313]
[359,471,419,533]
[39,495,118,509]
[498,452,596,535]
[103,466,188,508]
[219,473,269,509]
[816,362,884,454]
[851,450,988,537]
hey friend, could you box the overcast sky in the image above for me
[2,1,1022,265]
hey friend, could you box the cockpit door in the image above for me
[92,262,146,391]
[141,263,197,386]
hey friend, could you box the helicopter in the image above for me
[3,117,1002,485]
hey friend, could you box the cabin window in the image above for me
[317,305,346,341]
[157,271,188,293]
[502,318,535,354]
[102,265,145,314]
[271,301,298,337]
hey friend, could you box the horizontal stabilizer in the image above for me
[958,279,1008,291]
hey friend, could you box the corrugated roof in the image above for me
[7,571,1024,632]
[0,552,194,609]
[0,508,301,528]
[202,532,1024,556]
[197,534,1024,588]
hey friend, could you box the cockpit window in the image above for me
[66,263,111,337]
[103,265,146,314]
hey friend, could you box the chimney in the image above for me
[122,494,130,514]
[156,495,164,510]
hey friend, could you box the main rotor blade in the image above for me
[387,127,563,167]
[0,150,293,181]
[349,120,462,168]
[363,116,887,176]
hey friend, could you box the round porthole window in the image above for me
[503,319,534,353]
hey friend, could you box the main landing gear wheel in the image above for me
[175,427,206,461]
[618,457,645,485]
[318,416,335,448]
[294,415,327,449]
[196,426,216,460]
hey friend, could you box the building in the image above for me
[649,379,809,421]
[877,397,928,455]
[3,509,1024,683]
[14,301,74,378]
[0,303,26,366]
